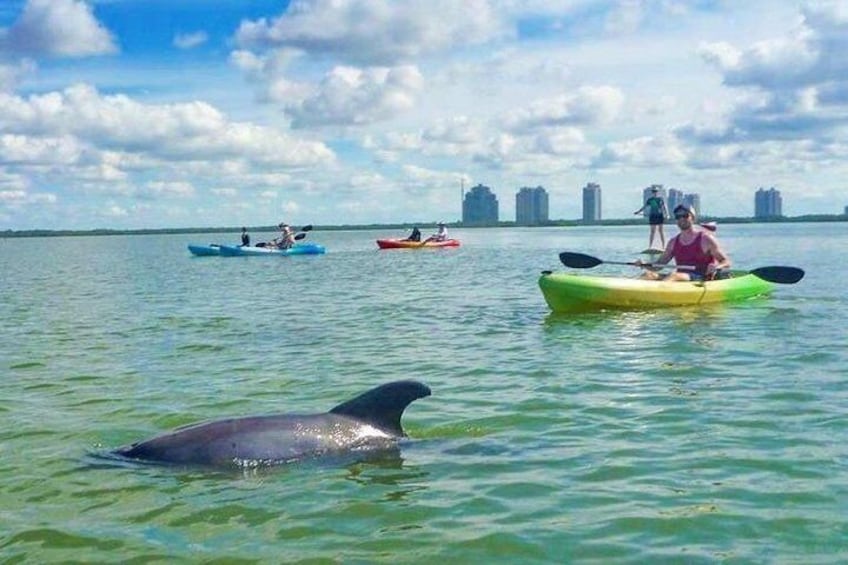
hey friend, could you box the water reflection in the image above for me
[343,448,430,502]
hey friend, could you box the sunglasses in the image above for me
[674,213,690,219]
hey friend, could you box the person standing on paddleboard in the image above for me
[637,204,731,282]
[634,186,668,250]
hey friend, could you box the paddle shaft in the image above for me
[558,252,803,284]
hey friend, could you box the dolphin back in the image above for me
[329,380,431,437]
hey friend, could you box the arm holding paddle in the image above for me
[633,239,675,276]
[257,224,312,248]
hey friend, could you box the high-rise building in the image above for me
[582,182,601,222]
[515,186,549,226]
[755,187,783,218]
[683,193,701,215]
[462,183,499,225]
[667,188,684,213]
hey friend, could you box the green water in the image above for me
[2,224,846,563]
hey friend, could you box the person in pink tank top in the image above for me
[638,204,731,281]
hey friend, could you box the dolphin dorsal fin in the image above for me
[329,380,431,436]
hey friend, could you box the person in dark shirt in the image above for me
[633,187,669,250]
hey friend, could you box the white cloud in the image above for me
[2,0,117,58]
[597,135,688,168]
[532,127,590,156]
[0,134,84,165]
[287,65,423,127]
[234,0,510,65]
[0,59,36,92]
[173,31,208,50]
[0,83,335,166]
[0,189,27,202]
[701,2,848,91]
[690,2,848,147]
[140,181,196,200]
[502,86,624,134]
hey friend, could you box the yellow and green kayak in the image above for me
[538,271,774,312]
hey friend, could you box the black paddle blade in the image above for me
[299,225,313,232]
[750,266,805,284]
[559,252,603,269]
[294,233,306,240]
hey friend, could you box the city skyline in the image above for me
[464,182,818,224]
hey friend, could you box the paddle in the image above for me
[558,252,804,284]
[746,266,805,284]
[558,252,665,269]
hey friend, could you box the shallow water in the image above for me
[1,223,846,562]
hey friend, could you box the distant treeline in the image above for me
[3,214,846,238]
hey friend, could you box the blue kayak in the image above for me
[188,244,223,256]
[218,243,326,256]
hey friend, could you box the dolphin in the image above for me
[114,380,431,467]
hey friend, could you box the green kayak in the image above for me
[539,271,774,312]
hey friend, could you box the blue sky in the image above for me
[1,0,847,230]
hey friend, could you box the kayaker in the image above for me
[633,186,668,250]
[638,204,731,281]
[404,227,422,242]
[424,222,448,243]
[273,223,296,249]
[240,227,250,246]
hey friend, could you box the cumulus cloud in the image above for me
[502,86,624,133]
[0,134,84,165]
[1,0,117,58]
[699,2,848,91]
[234,0,509,65]
[686,2,848,148]
[287,65,423,127]
[532,127,589,156]
[422,116,480,146]
[595,134,687,168]
[0,60,36,92]
[230,48,324,104]
[0,83,334,166]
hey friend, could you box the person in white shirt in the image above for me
[274,223,296,249]
[425,222,448,243]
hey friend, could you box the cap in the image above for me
[673,204,693,216]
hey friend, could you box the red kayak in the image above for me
[376,238,461,249]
